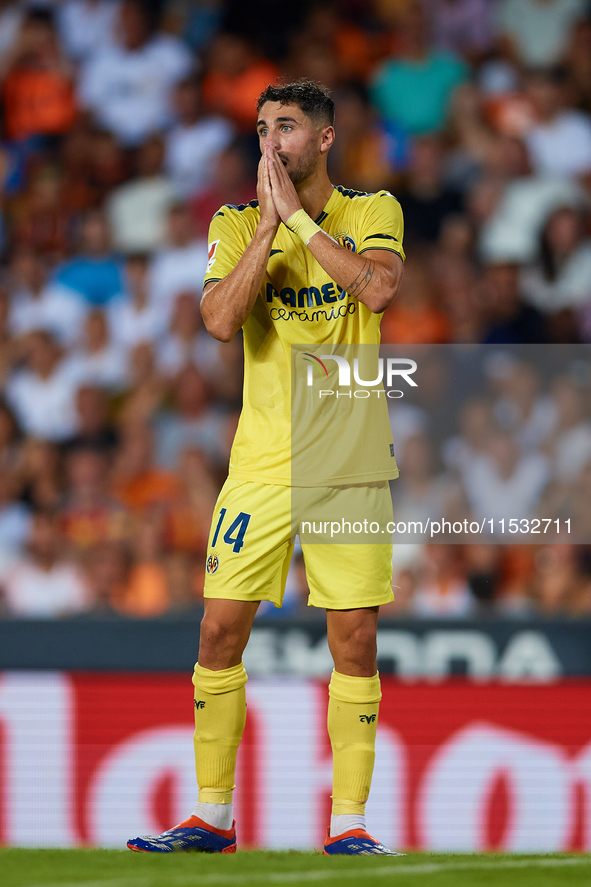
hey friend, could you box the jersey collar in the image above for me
[314,185,338,225]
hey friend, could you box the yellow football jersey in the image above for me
[204,185,405,485]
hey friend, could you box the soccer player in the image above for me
[128,79,405,856]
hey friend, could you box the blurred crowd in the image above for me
[0,0,591,620]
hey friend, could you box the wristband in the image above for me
[286,209,321,245]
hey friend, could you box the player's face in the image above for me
[256,102,327,186]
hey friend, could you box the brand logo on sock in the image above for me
[194,700,206,709]
[359,714,376,723]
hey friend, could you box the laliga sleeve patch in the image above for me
[207,240,220,273]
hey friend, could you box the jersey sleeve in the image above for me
[203,207,249,288]
[357,191,405,261]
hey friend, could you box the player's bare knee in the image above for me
[199,616,245,666]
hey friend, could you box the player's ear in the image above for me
[320,126,335,154]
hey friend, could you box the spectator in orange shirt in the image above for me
[381,258,451,344]
[112,423,180,513]
[202,33,278,131]
[114,513,170,617]
[2,10,76,143]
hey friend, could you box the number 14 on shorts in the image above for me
[211,507,252,553]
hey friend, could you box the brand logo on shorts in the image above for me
[194,700,206,709]
[206,554,219,574]
[359,714,376,724]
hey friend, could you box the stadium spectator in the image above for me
[60,445,126,551]
[113,513,170,616]
[157,291,221,380]
[546,376,591,481]
[0,469,31,556]
[5,331,81,442]
[491,360,557,451]
[112,423,180,513]
[190,139,256,237]
[83,540,129,612]
[396,136,464,244]
[381,258,450,343]
[411,545,477,616]
[520,205,591,315]
[201,32,278,131]
[479,261,550,343]
[65,385,119,452]
[0,400,20,477]
[523,67,591,178]
[10,166,74,260]
[424,0,495,60]
[57,0,119,62]
[496,0,588,67]
[0,510,89,618]
[390,433,460,534]
[68,309,127,390]
[149,202,207,309]
[529,544,591,614]
[155,364,227,469]
[165,76,235,197]
[370,0,469,135]
[2,9,77,142]
[107,136,176,253]
[78,0,193,146]
[18,439,62,512]
[328,87,406,193]
[107,253,168,355]
[162,446,218,555]
[54,209,123,307]
[462,429,551,524]
[8,248,87,348]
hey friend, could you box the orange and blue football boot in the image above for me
[323,827,405,856]
[127,815,236,853]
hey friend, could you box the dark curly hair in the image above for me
[256,79,335,127]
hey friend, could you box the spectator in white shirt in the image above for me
[0,511,89,618]
[547,376,591,480]
[108,253,168,355]
[58,0,119,62]
[521,205,591,313]
[5,331,82,442]
[108,136,176,252]
[8,248,88,348]
[524,67,591,178]
[497,0,588,67]
[67,308,127,390]
[412,545,477,617]
[462,429,550,524]
[149,201,207,309]
[157,290,223,382]
[165,75,234,198]
[78,0,193,146]
[155,364,227,469]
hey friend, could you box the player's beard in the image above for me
[280,148,318,187]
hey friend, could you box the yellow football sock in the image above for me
[192,661,247,805]
[328,669,381,816]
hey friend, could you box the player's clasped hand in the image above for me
[266,144,303,223]
[257,150,280,231]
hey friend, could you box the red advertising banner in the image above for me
[1,673,591,851]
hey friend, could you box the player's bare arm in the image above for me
[200,154,280,342]
[266,145,403,314]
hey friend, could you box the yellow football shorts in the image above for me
[203,478,394,609]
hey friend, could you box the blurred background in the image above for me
[1,0,591,853]
[1,0,591,619]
